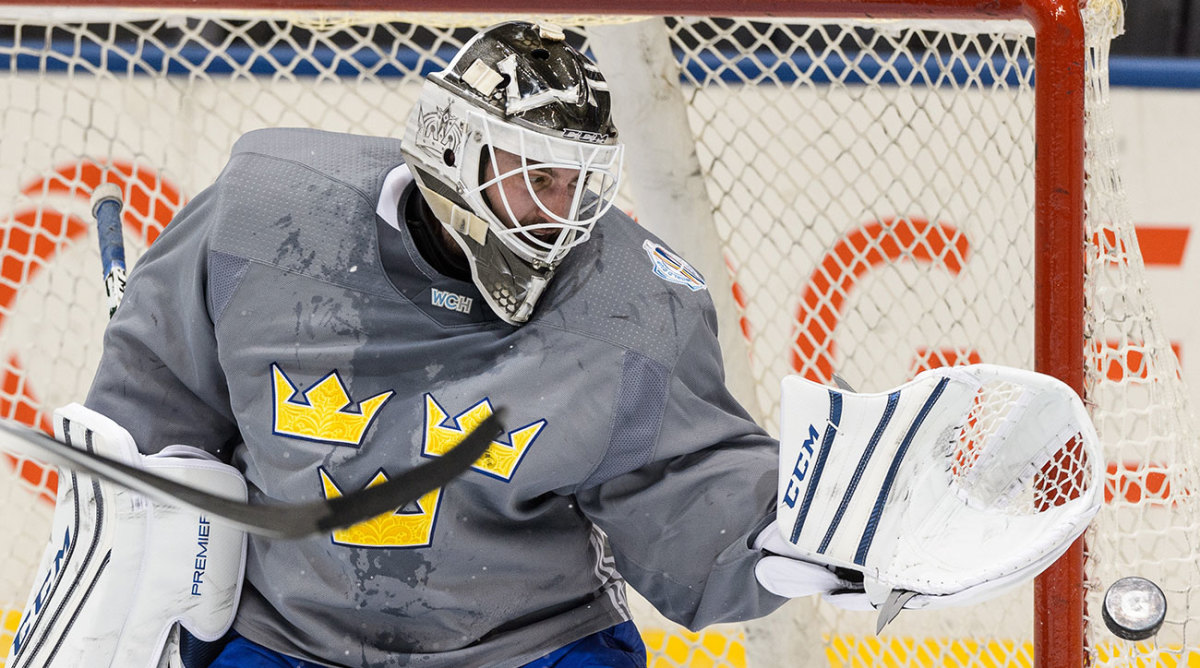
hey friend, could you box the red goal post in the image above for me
[0,1,1181,667]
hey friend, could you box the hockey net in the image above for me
[0,1,1192,666]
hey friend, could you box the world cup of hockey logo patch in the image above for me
[271,364,393,447]
[414,102,467,160]
[642,240,706,292]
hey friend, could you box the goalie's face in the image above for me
[482,148,582,249]
[471,121,622,269]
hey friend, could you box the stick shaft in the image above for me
[91,183,126,318]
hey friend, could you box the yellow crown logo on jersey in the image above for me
[272,364,394,446]
[422,393,545,481]
[319,467,442,548]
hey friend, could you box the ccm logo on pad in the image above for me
[782,424,820,508]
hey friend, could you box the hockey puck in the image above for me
[1102,576,1166,641]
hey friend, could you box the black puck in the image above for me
[1102,576,1166,641]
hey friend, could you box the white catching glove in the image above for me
[756,365,1102,628]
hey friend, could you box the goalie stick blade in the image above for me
[0,410,503,539]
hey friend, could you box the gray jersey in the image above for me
[85,128,786,668]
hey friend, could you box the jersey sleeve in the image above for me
[84,183,240,459]
[574,306,788,630]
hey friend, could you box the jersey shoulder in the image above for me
[203,128,405,294]
[533,210,718,366]
[230,127,405,190]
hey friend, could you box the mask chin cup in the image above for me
[464,228,554,324]
[415,181,554,325]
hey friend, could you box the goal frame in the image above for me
[0,0,1088,666]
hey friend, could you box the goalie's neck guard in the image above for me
[399,21,623,325]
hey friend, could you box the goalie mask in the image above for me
[400,21,623,324]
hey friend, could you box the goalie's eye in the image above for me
[527,170,553,190]
[525,169,579,194]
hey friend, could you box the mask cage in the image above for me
[470,112,623,267]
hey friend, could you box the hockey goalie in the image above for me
[3,19,1101,668]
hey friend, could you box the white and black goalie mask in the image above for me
[400,21,623,325]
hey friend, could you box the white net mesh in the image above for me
[0,4,1191,666]
[1078,4,1200,664]
[646,17,1042,667]
[670,19,1037,432]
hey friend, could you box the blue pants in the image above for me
[206,621,646,668]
